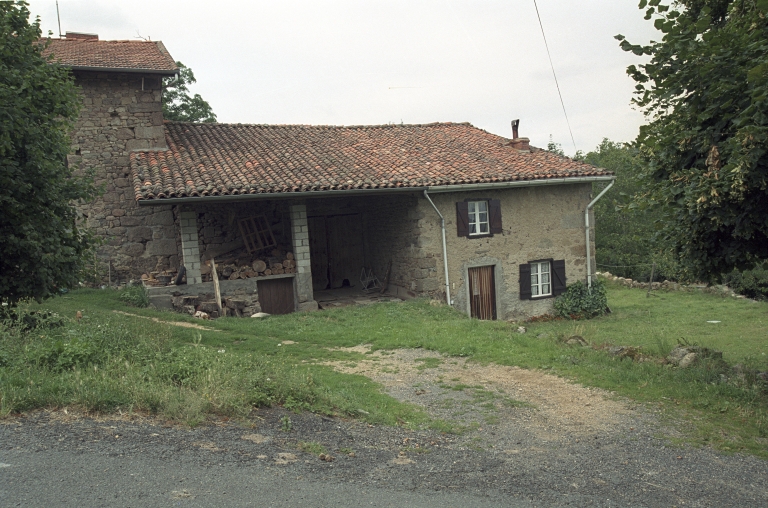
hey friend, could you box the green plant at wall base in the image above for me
[118,285,149,308]
[553,279,608,319]
[723,267,768,301]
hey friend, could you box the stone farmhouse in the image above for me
[45,33,614,320]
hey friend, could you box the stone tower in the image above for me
[44,33,181,282]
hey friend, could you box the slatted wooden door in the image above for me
[326,214,364,289]
[257,277,295,315]
[468,265,496,320]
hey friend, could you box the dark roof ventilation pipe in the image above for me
[510,119,530,152]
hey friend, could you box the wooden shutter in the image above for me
[489,199,502,234]
[552,259,567,296]
[519,263,532,300]
[456,201,469,237]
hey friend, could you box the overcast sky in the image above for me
[30,1,659,156]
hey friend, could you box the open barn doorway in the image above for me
[307,213,365,291]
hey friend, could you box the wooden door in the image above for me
[468,265,496,320]
[257,278,295,315]
[308,216,329,290]
[326,214,364,288]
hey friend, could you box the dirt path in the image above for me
[325,346,636,446]
[112,310,217,331]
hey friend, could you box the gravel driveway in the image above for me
[2,348,767,507]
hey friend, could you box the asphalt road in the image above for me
[2,409,767,507]
[1,447,534,508]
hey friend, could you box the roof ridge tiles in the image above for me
[165,121,477,130]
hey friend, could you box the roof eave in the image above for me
[423,175,615,193]
[135,175,615,207]
[66,65,178,76]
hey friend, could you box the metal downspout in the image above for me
[423,190,451,305]
[585,180,615,289]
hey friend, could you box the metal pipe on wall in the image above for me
[423,190,452,306]
[585,180,615,289]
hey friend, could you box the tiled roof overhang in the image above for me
[131,122,614,205]
[41,39,178,76]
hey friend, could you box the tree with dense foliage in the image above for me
[162,62,217,123]
[579,140,683,281]
[617,0,768,280]
[0,1,97,307]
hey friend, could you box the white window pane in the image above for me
[542,263,550,275]
[531,274,538,285]
[479,212,487,222]
[542,273,550,284]
[532,285,539,296]
[469,223,477,234]
[480,222,489,233]
[478,201,487,212]
[543,284,550,294]
[468,202,476,213]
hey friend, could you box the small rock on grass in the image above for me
[566,335,588,346]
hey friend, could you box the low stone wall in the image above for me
[597,271,749,299]
[146,277,274,317]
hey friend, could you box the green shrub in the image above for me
[553,279,608,319]
[118,284,149,308]
[1,307,65,331]
[723,267,768,301]
[36,337,97,371]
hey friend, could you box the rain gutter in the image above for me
[423,190,452,306]
[585,180,615,289]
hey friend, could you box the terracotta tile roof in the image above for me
[42,38,177,74]
[130,122,611,201]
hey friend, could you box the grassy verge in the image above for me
[0,289,429,428]
[1,280,767,456]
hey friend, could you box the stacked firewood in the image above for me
[201,249,296,282]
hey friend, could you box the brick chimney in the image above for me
[65,32,98,40]
[510,119,530,152]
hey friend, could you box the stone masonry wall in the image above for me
[67,71,179,282]
[360,194,439,299]
[417,184,594,320]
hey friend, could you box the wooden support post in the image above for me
[380,260,392,294]
[210,258,223,314]
[646,262,656,298]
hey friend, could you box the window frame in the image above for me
[519,259,566,300]
[529,259,552,298]
[456,198,502,238]
[467,200,490,237]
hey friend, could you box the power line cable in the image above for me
[532,0,577,152]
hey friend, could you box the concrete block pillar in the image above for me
[289,204,316,309]
[179,210,202,284]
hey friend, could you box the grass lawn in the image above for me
[1,279,767,456]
